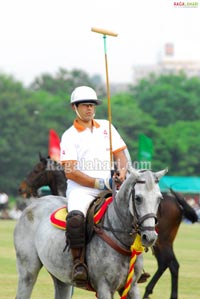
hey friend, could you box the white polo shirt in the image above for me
[60,119,126,191]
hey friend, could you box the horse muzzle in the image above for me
[140,229,158,247]
[137,213,158,247]
[18,181,36,198]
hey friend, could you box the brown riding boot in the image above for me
[66,210,88,285]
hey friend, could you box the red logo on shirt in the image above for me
[103,130,108,135]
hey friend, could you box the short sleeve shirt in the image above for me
[60,119,126,181]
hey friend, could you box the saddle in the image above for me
[50,192,149,290]
[86,190,112,242]
[50,190,112,240]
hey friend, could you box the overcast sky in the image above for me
[0,0,200,86]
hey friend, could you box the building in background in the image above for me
[133,42,200,83]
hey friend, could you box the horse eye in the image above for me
[135,195,143,205]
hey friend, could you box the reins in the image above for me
[93,225,132,256]
[94,178,159,256]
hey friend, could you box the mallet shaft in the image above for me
[91,27,118,37]
[91,26,118,170]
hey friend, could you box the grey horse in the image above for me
[14,168,167,299]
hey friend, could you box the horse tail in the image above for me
[170,188,198,223]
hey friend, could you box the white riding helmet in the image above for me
[70,86,101,105]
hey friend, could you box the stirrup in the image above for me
[72,262,88,285]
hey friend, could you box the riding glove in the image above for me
[94,178,112,191]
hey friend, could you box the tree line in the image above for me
[1,69,200,195]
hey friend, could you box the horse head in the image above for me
[116,168,168,248]
[18,179,38,198]
[18,153,51,198]
[18,153,67,198]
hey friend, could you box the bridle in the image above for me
[98,178,159,251]
[113,178,159,232]
[131,180,158,233]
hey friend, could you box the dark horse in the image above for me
[19,153,67,198]
[144,189,197,299]
[18,154,198,299]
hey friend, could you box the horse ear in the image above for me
[39,152,43,161]
[39,152,47,164]
[155,168,168,180]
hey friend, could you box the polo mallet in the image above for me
[91,27,118,194]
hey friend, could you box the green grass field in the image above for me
[0,220,199,299]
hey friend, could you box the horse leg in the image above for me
[96,278,114,299]
[118,255,143,299]
[15,258,42,299]
[143,263,168,299]
[51,275,73,299]
[127,283,141,299]
[14,218,43,299]
[169,256,179,299]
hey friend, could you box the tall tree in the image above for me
[29,68,97,98]
[153,121,200,175]
[130,73,200,126]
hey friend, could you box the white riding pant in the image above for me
[66,187,101,216]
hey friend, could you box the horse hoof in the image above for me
[138,272,151,283]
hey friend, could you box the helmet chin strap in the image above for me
[74,105,84,120]
[74,105,95,120]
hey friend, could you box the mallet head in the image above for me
[91,27,118,37]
